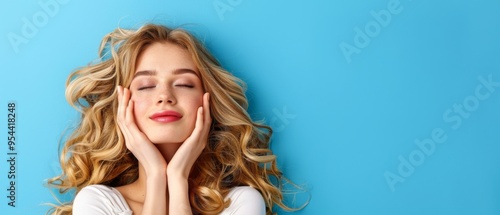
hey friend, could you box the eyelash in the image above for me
[138,86,155,91]
[175,84,194,88]
[137,84,194,91]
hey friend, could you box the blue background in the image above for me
[1,0,500,214]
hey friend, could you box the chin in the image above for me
[142,125,195,144]
[148,133,189,145]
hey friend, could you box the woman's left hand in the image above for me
[167,92,212,179]
[166,92,211,214]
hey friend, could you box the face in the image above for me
[130,42,204,144]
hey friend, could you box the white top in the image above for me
[73,184,266,215]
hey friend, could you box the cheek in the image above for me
[131,95,150,119]
[189,94,204,110]
[182,94,204,119]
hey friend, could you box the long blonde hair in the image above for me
[48,23,294,215]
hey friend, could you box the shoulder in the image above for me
[221,186,266,215]
[73,184,132,215]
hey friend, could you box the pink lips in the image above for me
[150,110,182,123]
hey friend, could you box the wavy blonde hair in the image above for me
[48,23,296,215]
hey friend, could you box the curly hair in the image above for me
[47,24,296,215]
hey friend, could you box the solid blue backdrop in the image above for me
[1,0,499,214]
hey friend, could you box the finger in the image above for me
[126,100,133,123]
[192,106,204,137]
[118,87,131,125]
[121,89,144,145]
[116,86,124,121]
[117,86,131,133]
[123,88,134,124]
[117,88,137,142]
[117,86,134,149]
[117,87,131,135]
[203,93,211,126]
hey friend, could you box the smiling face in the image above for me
[130,42,204,144]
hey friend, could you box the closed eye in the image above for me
[138,86,155,91]
[175,84,194,88]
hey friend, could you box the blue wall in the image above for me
[1,0,500,214]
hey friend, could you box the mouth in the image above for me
[150,110,182,123]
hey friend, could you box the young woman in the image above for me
[48,23,296,215]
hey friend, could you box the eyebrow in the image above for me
[133,70,156,78]
[133,68,199,79]
[173,68,199,77]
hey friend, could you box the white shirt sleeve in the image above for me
[220,186,266,215]
[72,185,132,215]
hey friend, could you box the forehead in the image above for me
[134,42,199,76]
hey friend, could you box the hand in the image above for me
[116,86,167,175]
[167,92,212,179]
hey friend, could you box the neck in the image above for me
[156,142,182,163]
[133,142,182,201]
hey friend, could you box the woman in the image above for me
[48,23,296,215]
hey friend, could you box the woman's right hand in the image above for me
[116,85,167,176]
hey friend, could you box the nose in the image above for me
[157,86,176,105]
